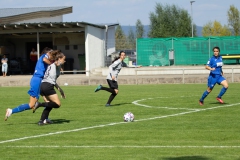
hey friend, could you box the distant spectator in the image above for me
[1,54,8,77]
[30,48,38,74]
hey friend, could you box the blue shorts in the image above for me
[207,74,226,89]
[27,76,42,99]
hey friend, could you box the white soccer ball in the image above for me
[123,112,134,122]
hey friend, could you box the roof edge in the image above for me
[0,6,72,24]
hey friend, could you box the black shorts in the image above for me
[107,79,118,90]
[40,82,56,96]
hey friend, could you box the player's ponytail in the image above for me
[41,47,52,56]
[55,52,65,60]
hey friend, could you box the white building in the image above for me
[0,6,118,75]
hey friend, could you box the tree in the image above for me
[227,5,240,36]
[202,21,231,37]
[136,19,145,38]
[148,3,196,38]
[127,27,136,49]
[115,25,127,51]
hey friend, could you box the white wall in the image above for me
[14,16,63,23]
[85,25,105,75]
[106,26,116,56]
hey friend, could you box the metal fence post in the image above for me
[135,69,138,85]
[183,69,185,84]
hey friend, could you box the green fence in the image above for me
[137,36,240,66]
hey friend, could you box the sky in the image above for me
[1,0,239,27]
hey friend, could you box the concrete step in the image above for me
[94,68,103,72]
[91,68,103,76]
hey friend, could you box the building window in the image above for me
[65,45,69,50]
[73,45,78,50]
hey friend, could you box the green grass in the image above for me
[1,84,240,160]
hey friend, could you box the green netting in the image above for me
[137,36,240,66]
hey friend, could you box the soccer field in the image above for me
[1,84,240,160]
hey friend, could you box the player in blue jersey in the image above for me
[4,48,60,121]
[199,46,229,105]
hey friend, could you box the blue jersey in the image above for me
[206,56,223,75]
[33,54,49,78]
[28,53,50,99]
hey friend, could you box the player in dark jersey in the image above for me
[199,46,229,105]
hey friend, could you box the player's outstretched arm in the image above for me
[55,83,66,99]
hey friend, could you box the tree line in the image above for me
[115,3,240,51]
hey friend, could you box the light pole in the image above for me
[105,25,108,66]
[190,1,195,37]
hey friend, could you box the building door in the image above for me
[78,54,85,73]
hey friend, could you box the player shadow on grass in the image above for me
[162,156,211,160]
[29,119,70,125]
[28,119,70,125]
[209,102,228,105]
[31,119,71,125]
[109,102,132,107]
[50,119,71,124]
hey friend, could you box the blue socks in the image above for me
[12,104,31,114]
[200,90,209,102]
[218,87,228,98]
[200,87,228,102]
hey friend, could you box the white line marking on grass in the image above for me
[3,145,240,148]
[132,103,240,122]
[132,98,199,111]
[0,122,124,144]
[0,103,239,145]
